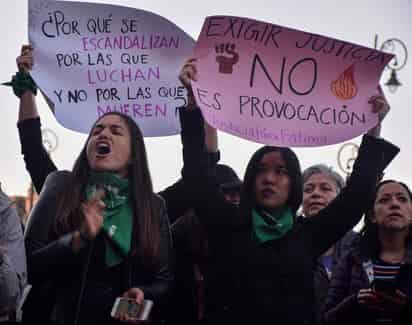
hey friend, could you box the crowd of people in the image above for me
[0,44,411,325]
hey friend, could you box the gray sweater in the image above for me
[0,189,27,315]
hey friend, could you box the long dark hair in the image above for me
[239,146,302,222]
[360,179,412,257]
[53,112,160,267]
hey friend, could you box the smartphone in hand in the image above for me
[110,297,154,322]
[372,280,396,295]
[372,280,407,305]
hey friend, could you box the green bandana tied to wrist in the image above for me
[86,172,132,267]
[251,207,294,244]
[2,70,37,98]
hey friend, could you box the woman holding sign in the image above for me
[323,179,412,324]
[10,45,236,325]
[21,112,173,323]
[177,59,399,325]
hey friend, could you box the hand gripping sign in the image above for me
[192,15,393,147]
[29,0,195,136]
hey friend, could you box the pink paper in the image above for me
[192,16,393,147]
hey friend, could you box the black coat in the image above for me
[17,115,218,325]
[169,209,210,325]
[312,230,359,325]
[23,171,174,325]
[180,108,399,325]
[323,236,412,324]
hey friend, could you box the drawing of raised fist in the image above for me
[215,43,239,74]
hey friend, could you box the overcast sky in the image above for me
[1,0,411,196]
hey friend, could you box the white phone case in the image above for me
[110,297,154,320]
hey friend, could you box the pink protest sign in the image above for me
[192,16,393,147]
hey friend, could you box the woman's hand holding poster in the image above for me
[29,0,195,136]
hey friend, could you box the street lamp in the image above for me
[374,35,408,93]
[42,128,59,153]
[384,70,402,93]
[337,142,359,178]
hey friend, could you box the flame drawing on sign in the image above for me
[331,64,358,100]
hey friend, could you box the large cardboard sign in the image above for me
[192,16,393,146]
[29,0,195,135]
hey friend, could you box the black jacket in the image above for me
[312,230,359,325]
[23,171,174,325]
[18,115,216,325]
[168,209,211,325]
[323,235,412,324]
[180,108,399,325]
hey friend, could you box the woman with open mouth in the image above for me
[23,110,173,325]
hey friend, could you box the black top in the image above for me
[179,108,399,325]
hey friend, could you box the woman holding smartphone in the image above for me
[323,180,412,324]
[15,47,173,325]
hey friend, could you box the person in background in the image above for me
[169,163,242,325]
[216,164,242,206]
[301,164,359,324]
[0,184,27,321]
[323,180,412,324]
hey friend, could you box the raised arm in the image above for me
[177,58,238,228]
[179,105,238,229]
[158,59,220,224]
[304,95,399,257]
[179,58,218,155]
[366,88,387,138]
[15,45,57,193]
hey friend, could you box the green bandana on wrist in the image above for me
[2,70,38,98]
[251,207,293,244]
[86,172,132,267]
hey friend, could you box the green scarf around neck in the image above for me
[86,171,132,267]
[251,207,294,244]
